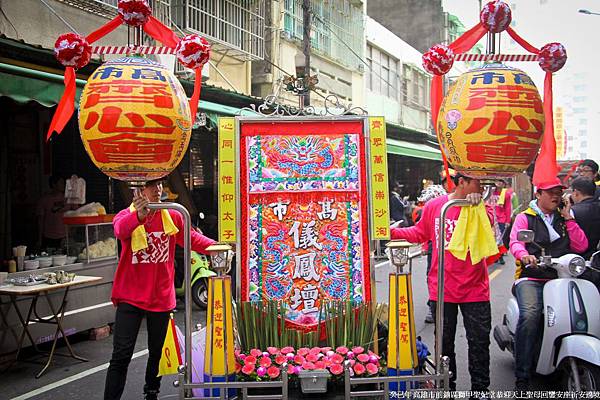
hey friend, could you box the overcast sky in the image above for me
[443,0,600,157]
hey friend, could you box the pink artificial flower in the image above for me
[321,346,332,352]
[297,347,310,357]
[235,349,241,357]
[314,360,326,369]
[262,352,270,358]
[250,348,262,357]
[242,364,255,375]
[336,346,349,355]
[267,347,279,355]
[357,354,370,363]
[294,355,305,365]
[330,363,344,375]
[369,355,380,364]
[245,355,257,365]
[281,346,295,354]
[302,361,316,370]
[309,347,322,355]
[275,355,287,365]
[257,366,267,377]
[353,363,366,375]
[287,364,296,375]
[267,366,280,379]
[235,361,242,373]
[238,353,246,360]
[286,353,294,361]
[294,365,302,374]
[366,363,379,375]
[331,354,344,364]
[306,353,319,363]
[347,351,355,359]
[348,359,356,367]
[352,346,365,355]
[326,350,335,357]
[259,357,272,367]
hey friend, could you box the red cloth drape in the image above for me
[86,16,123,44]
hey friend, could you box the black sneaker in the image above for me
[498,256,506,265]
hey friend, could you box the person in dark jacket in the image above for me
[570,177,600,290]
[509,178,588,391]
[575,159,600,201]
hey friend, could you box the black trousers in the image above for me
[430,301,491,391]
[104,303,170,400]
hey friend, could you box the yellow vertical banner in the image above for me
[387,274,418,370]
[368,117,390,240]
[204,276,236,376]
[218,117,237,242]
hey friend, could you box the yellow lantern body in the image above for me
[79,57,192,183]
[437,64,544,178]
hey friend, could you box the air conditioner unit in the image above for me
[280,30,293,41]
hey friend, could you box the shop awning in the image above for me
[198,100,242,127]
[0,62,86,107]
[386,138,442,161]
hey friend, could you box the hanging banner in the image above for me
[218,117,237,242]
[368,117,390,240]
[239,119,373,329]
[204,276,235,376]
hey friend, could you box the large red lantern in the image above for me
[78,57,192,183]
[437,64,544,178]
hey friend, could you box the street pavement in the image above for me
[4,253,562,399]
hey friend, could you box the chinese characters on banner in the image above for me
[437,65,544,178]
[79,57,192,182]
[368,117,390,240]
[204,277,235,377]
[218,117,237,242]
[240,120,372,329]
[387,274,417,373]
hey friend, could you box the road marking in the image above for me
[28,302,114,326]
[489,269,502,281]
[10,349,149,400]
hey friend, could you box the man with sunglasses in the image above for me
[508,178,588,392]
[576,159,600,201]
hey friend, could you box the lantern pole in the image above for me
[145,202,193,393]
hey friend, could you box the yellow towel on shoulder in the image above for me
[497,188,507,206]
[447,202,498,264]
[129,204,179,252]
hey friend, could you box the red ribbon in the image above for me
[505,27,559,185]
[143,16,180,49]
[430,22,486,189]
[46,67,76,141]
[46,16,124,141]
[189,68,203,125]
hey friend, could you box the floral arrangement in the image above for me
[235,345,385,382]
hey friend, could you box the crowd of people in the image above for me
[390,159,600,397]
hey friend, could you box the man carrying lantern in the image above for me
[391,173,497,394]
[104,179,216,400]
[508,178,588,391]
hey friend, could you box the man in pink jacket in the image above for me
[391,173,491,394]
[104,179,216,400]
[509,178,588,391]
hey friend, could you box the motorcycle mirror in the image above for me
[198,212,205,220]
[517,230,535,243]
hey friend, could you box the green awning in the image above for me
[387,138,442,161]
[198,100,242,127]
[0,62,86,107]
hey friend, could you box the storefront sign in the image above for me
[218,117,237,243]
[368,117,390,240]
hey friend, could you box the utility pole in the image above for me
[302,0,311,106]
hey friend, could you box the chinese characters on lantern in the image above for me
[438,66,544,177]
[79,58,192,182]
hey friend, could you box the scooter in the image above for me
[493,229,600,391]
